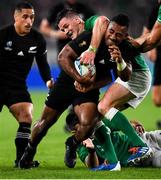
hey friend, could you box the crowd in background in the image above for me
[0,0,154,36]
[0,0,156,64]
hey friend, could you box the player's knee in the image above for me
[98,101,109,115]
[19,112,32,124]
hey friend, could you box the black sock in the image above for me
[15,122,31,163]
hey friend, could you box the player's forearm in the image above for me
[58,45,82,81]
[49,30,68,39]
[90,16,109,50]
[85,149,99,168]
[117,62,132,82]
[40,18,67,39]
[140,22,161,52]
[36,54,52,84]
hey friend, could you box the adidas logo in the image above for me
[17,51,24,56]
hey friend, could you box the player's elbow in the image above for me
[97,16,110,29]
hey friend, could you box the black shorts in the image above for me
[153,48,161,85]
[45,71,100,111]
[0,88,32,112]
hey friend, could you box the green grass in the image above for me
[0,91,161,179]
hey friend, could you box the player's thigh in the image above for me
[153,54,161,87]
[45,80,76,111]
[7,89,33,123]
[152,85,161,106]
[152,56,161,101]
[9,102,33,123]
[100,83,135,108]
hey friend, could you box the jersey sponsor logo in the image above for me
[4,41,12,51]
[17,51,24,56]
[78,41,87,47]
[28,46,37,53]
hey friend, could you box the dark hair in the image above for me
[111,14,129,28]
[65,113,79,131]
[15,1,34,11]
[56,8,79,25]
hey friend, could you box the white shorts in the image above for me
[141,130,161,167]
[115,70,152,108]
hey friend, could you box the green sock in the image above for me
[94,122,118,164]
[104,108,146,147]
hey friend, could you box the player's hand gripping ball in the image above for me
[74,59,96,76]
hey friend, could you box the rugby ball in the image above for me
[74,59,96,76]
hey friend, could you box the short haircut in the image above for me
[111,14,129,28]
[65,113,79,132]
[56,8,80,25]
[15,1,34,12]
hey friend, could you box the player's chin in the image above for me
[71,33,77,40]
[24,27,31,33]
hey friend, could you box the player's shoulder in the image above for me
[0,24,14,33]
[68,31,91,55]
[0,24,14,41]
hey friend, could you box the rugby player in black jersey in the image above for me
[0,1,53,167]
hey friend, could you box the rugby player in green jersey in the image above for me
[66,116,160,169]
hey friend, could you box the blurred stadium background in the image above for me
[0,0,156,90]
[0,1,161,178]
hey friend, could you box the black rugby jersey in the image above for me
[68,31,116,81]
[0,25,51,88]
[68,31,148,73]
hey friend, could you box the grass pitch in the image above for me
[0,91,161,179]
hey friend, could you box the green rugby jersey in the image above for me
[85,15,99,31]
[157,5,161,23]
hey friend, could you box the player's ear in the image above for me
[14,10,19,21]
[75,18,81,24]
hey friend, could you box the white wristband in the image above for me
[117,59,127,71]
